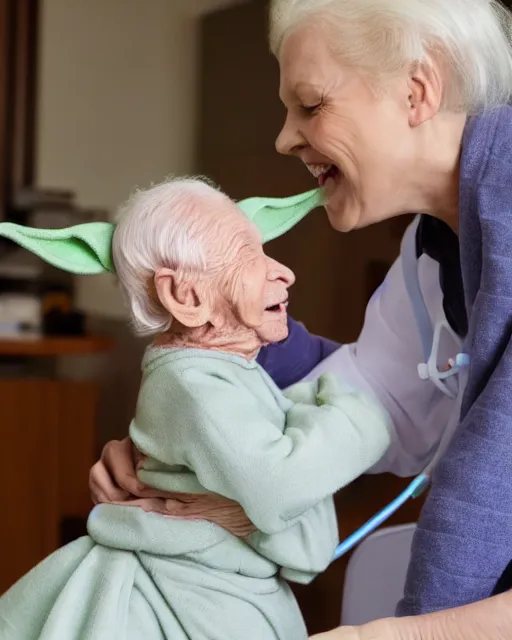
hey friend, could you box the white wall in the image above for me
[36,0,200,317]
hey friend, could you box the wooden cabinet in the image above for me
[0,336,111,595]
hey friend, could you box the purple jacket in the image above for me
[256,317,339,389]
[259,105,512,615]
[397,106,512,614]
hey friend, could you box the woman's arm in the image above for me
[311,589,512,640]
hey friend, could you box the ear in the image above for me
[154,268,211,328]
[0,221,115,274]
[407,60,443,127]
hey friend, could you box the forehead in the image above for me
[217,200,262,245]
[278,25,340,102]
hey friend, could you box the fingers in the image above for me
[89,438,137,503]
[101,437,143,495]
[161,495,256,537]
[89,440,257,538]
[89,457,129,503]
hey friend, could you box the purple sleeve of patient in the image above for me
[256,316,340,389]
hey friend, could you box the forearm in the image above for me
[359,591,512,640]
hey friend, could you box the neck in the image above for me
[154,323,263,360]
[408,112,467,234]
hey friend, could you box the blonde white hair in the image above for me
[269,0,512,112]
[112,177,225,336]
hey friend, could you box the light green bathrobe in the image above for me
[0,347,391,640]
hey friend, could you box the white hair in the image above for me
[112,176,225,336]
[269,0,512,112]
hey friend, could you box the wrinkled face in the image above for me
[209,201,295,345]
[276,24,416,231]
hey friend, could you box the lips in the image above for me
[265,300,289,313]
[305,162,341,186]
[319,165,340,186]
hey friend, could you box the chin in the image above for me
[324,203,360,232]
[259,324,289,345]
[325,201,383,232]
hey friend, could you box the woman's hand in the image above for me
[89,437,145,502]
[89,437,257,537]
[310,590,512,640]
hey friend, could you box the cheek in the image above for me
[357,124,405,191]
[308,115,336,151]
[314,113,361,166]
[238,277,265,323]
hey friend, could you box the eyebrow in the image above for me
[280,82,323,105]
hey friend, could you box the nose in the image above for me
[268,258,296,288]
[275,112,305,156]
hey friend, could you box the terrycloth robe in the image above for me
[0,347,390,639]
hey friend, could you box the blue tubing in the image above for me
[332,473,429,561]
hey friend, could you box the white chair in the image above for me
[341,523,416,626]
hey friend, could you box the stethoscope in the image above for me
[332,216,470,562]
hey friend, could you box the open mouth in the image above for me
[265,301,288,313]
[306,163,341,186]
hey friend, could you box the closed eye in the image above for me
[301,103,321,115]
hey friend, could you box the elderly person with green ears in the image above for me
[0,177,393,640]
[87,0,512,639]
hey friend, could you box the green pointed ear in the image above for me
[0,187,324,274]
[237,187,324,243]
[0,221,116,274]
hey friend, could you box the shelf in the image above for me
[0,335,113,356]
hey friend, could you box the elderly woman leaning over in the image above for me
[92,0,512,638]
